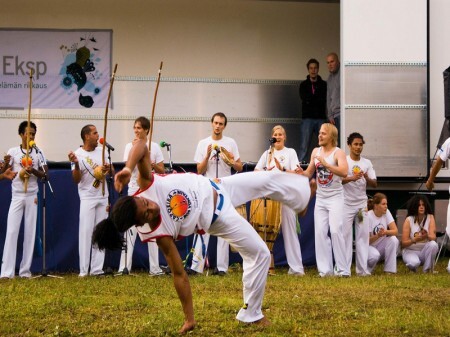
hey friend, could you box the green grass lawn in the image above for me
[0,260,449,337]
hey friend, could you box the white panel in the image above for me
[342,0,426,62]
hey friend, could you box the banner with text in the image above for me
[0,29,112,109]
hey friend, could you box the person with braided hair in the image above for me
[92,138,315,334]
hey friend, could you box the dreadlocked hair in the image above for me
[92,218,124,250]
[92,196,138,250]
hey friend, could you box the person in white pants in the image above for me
[68,124,112,277]
[92,137,314,334]
[342,133,377,276]
[0,121,48,279]
[367,193,399,274]
[401,195,438,273]
[118,117,165,275]
[255,125,304,276]
[189,112,243,275]
[426,136,450,274]
[299,123,348,277]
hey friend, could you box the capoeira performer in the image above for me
[68,124,113,277]
[118,116,166,276]
[92,138,315,334]
[401,195,438,273]
[367,193,399,274]
[189,112,243,275]
[426,136,450,274]
[298,123,348,277]
[1,121,48,279]
[254,125,305,276]
[342,133,377,276]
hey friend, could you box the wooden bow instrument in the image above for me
[101,63,118,196]
[23,68,34,192]
[148,62,163,162]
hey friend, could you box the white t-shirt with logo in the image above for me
[343,156,376,206]
[71,147,108,200]
[255,147,299,172]
[194,136,240,179]
[8,146,46,195]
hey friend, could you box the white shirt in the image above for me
[136,173,214,242]
[71,147,109,200]
[123,141,164,195]
[194,136,240,179]
[255,146,299,172]
[343,156,376,206]
[314,147,343,198]
[368,209,394,246]
[438,137,450,193]
[8,146,46,195]
[405,215,432,251]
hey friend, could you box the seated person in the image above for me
[401,195,438,273]
[367,193,399,274]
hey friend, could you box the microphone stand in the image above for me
[102,146,116,276]
[206,148,221,276]
[166,144,174,173]
[112,151,135,277]
[32,152,62,279]
[264,141,276,275]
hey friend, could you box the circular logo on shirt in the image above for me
[352,165,362,175]
[372,224,383,235]
[315,163,333,187]
[166,189,191,221]
[20,155,34,168]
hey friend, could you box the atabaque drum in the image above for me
[249,198,282,252]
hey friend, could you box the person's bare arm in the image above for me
[157,236,196,334]
[68,151,82,184]
[426,157,444,191]
[152,161,165,174]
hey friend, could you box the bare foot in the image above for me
[179,320,196,334]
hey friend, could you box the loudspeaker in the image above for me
[444,66,450,118]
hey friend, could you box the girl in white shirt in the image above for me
[401,195,438,273]
[367,193,399,274]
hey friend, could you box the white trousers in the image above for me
[402,241,438,272]
[368,236,399,273]
[342,202,370,276]
[79,198,107,276]
[1,194,37,278]
[314,194,347,276]
[190,233,230,273]
[281,204,304,274]
[208,187,270,323]
[118,226,163,274]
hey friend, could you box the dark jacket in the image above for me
[299,75,327,120]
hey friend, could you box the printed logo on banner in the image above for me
[60,34,104,108]
[0,29,112,109]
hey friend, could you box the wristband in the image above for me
[123,166,132,174]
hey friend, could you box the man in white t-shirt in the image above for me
[342,132,377,276]
[118,116,166,276]
[426,136,450,274]
[188,112,243,275]
[68,124,113,277]
[0,121,48,279]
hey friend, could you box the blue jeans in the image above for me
[298,118,326,162]
[334,116,341,147]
